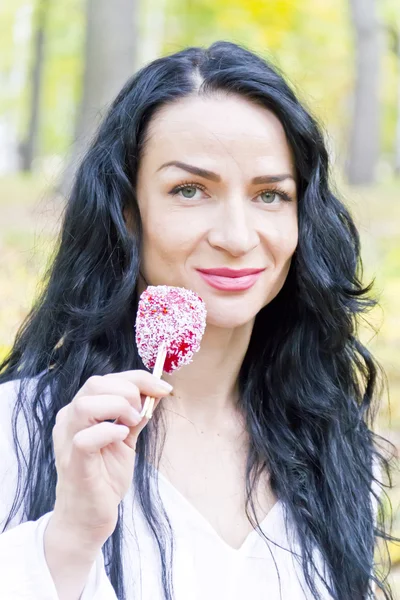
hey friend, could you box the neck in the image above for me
[160,319,254,429]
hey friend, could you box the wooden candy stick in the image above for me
[140,342,167,419]
[112,344,166,425]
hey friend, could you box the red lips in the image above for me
[196,267,265,292]
[197,268,265,278]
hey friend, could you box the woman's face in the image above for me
[134,94,298,328]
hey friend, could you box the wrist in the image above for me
[44,514,103,600]
[45,513,105,564]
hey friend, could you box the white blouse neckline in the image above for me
[150,465,284,555]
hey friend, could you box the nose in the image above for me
[207,199,259,257]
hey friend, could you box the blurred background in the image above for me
[0,0,399,595]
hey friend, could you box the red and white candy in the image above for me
[136,284,207,386]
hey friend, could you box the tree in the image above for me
[387,24,400,175]
[346,0,382,185]
[395,29,400,175]
[20,0,49,172]
[61,0,138,192]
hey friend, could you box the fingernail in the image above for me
[130,407,143,425]
[159,380,173,393]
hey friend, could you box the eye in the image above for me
[179,185,198,199]
[259,191,279,204]
[257,188,293,204]
[169,182,206,200]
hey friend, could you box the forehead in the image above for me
[142,94,295,174]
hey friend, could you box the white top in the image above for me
[0,378,378,599]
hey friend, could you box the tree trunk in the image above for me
[346,0,382,185]
[135,0,166,69]
[60,0,138,193]
[395,27,400,176]
[20,0,49,172]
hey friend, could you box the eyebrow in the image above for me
[157,160,295,184]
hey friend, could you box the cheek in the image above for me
[263,216,298,264]
[284,221,298,255]
[142,208,202,262]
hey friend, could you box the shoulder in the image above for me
[0,378,23,403]
[0,372,48,402]
[0,379,23,440]
[0,376,40,411]
[0,376,41,399]
[0,375,44,446]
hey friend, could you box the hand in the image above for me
[49,370,173,549]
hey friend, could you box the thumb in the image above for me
[122,396,163,450]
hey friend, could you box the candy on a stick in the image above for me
[135,285,207,418]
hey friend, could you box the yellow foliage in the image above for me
[388,541,400,567]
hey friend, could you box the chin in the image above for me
[203,301,261,330]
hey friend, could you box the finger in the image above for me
[78,375,142,412]
[68,395,143,435]
[55,405,68,425]
[110,370,173,398]
[72,422,130,455]
[122,396,163,450]
[123,416,149,450]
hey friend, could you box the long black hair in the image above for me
[0,40,397,599]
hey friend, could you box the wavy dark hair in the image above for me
[0,40,398,600]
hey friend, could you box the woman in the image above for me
[0,41,396,600]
